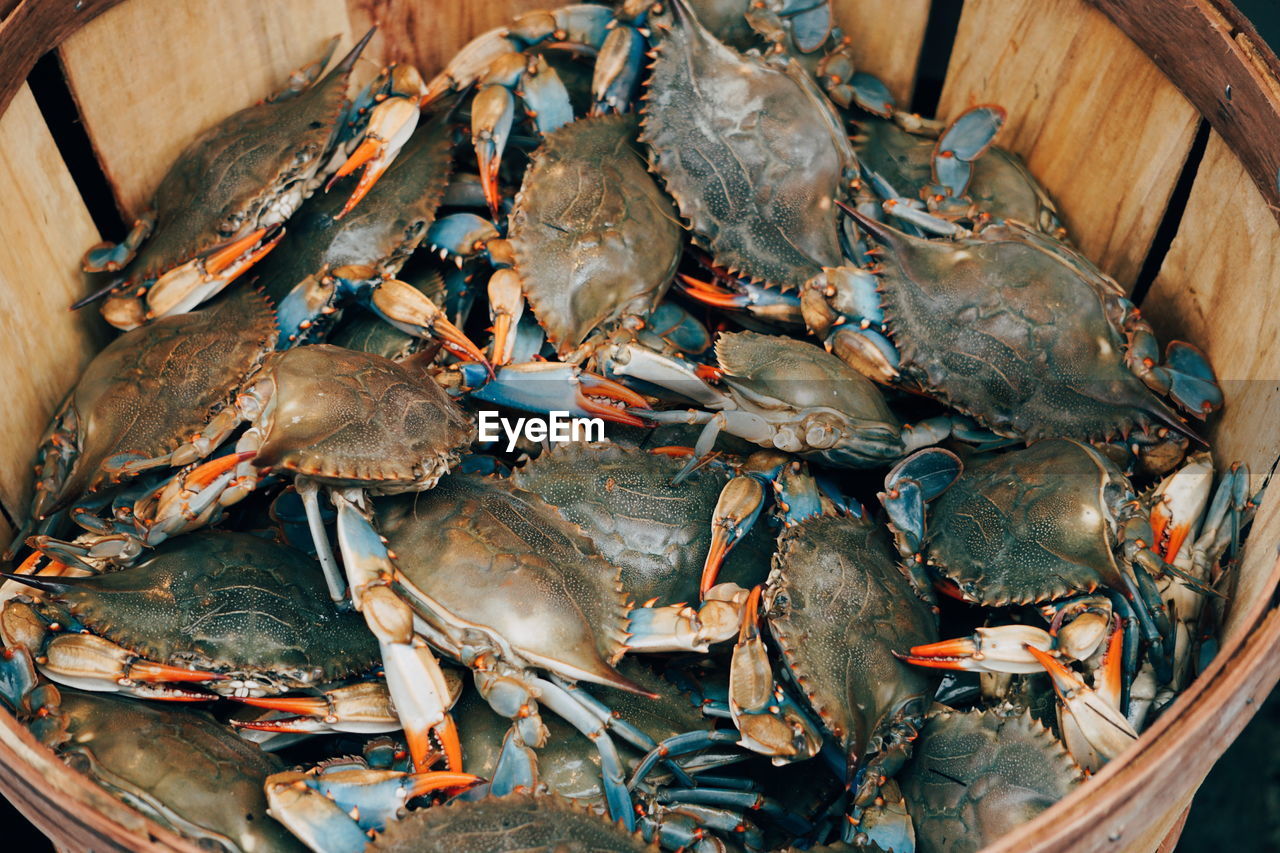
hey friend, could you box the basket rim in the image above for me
[0,0,1277,850]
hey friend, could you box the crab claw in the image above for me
[330,96,421,218]
[472,85,516,218]
[82,211,155,273]
[701,475,766,597]
[1026,644,1137,772]
[487,268,524,366]
[899,625,1056,674]
[127,659,228,684]
[140,225,284,324]
[465,361,651,427]
[1150,453,1213,564]
[370,278,490,368]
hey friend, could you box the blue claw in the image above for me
[850,71,896,118]
[627,729,741,790]
[937,104,1006,161]
[1162,340,1223,416]
[783,0,834,53]
[520,56,575,135]
[427,213,501,260]
[881,449,962,554]
[933,154,974,198]
[592,25,647,113]
[464,361,651,427]
[0,646,37,713]
[489,726,538,795]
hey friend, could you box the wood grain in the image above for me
[936,0,1199,289]
[1140,131,1280,640]
[0,0,128,115]
[58,0,355,220]
[833,0,931,107]
[0,85,106,528]
[1089,0,1280,230]
[344,0,549,85]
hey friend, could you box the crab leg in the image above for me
[235,681,402,734]
[462,360,652,426]
[139,224,286,325]
[527,675,635,831]
[699,476,766,595]
[626,582,752,653]
[627,729,741,790]
[331,490,461,773]
[899,625,1057,674]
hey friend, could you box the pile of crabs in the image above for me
[0,2,1265,852]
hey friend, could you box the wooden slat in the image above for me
[1088,0,1280,231]
[1140,131,1280,640]
[936,0,1199,289]
[0,85,105,527]
[833,0,931,107]
[344,0,550,85]
[0,0,128,115]
[58,0,355,220]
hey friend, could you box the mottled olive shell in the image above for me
[510,114,682,354]
[899,709,1083,853]
[510,441,773,603]
[377,476,639,692]
[259,109,456,306]
[641,0,852,290]
[371,792,657,852]
[40,690,303,852]
[126,43,358,285]
[51,531,377,686]
[923,439,1129,605]
[54,288,274,511]
[251,345,470,489]
[768,511,937,761]
[865,216,1185,441]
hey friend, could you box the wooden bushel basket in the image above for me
[0,0,1277,850]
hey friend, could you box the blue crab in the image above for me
[82,31,397,330]
[803,210,1222,450]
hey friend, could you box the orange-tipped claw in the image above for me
[129,660,227,683]
[737,585,763,645]
[238,695,329,716]
[433,714,464,773]
[677,274,743,309]
[407,770,481,798]
[182,451,256,491]
[1096,615,1125,706]
[650,445,695,458]
[1025,644,1080,688]
[479,149,503,220]
[434,315,492,372]
[1150,505,1191,564]
[334,156,390,220]
[205,228,270,276]
[897,637,980,670]
[577,374,651,427]
[331,136,380,185]
[700,526,731,598]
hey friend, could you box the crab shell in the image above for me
[33,688,303,852]
[921,438,1136,606]
[370,792,658,852]
[257,107,457,321]
[510,441,774,604]
[899,708,1084,853]
[248,345,471,492]
[38,531,378,692]
[120,33,371,290]
[859,215,1190,442]
[715,331,905,466]
[376,475,643,694]
[509,114,683,357]
[766,510,938,765]
[640,0,853,291]
[37,287,275,518]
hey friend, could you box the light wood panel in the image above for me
[937,0,1198,289]
[344,0,548,82]
[833,0,931,107]
[0,85,105,527]
[59,0,355,220]
[1141,131,1280,640]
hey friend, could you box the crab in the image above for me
[639,0,856,292]
[803,210,1222,456]
[879,440,1223,692]
[509,440,775,649]
[724,503,940,846]
[898,708,1084,853]
[253,103,486,365]
[34,345,476,774]
[82,30,397,330]
[9,287,276,556]
[0,531,411,741]
[0,679,306,853]
[615,331,908,476]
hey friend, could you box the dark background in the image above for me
[3,2,1279,850]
